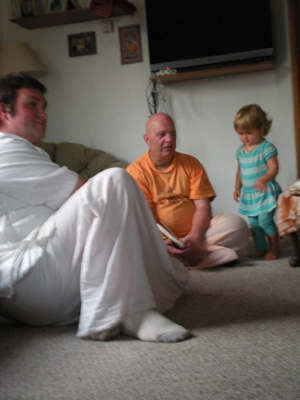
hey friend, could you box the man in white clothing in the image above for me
[0,73,192,342]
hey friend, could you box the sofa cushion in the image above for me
[38,141,128,180]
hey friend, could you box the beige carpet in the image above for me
[0,239,299,400]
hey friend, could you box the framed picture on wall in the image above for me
[10,0,21,18]
[33,0,44,15]
[68,31,97,57]
[46,0,67,13]
[118,24,143,65]
[20,0,35,16]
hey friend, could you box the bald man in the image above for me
[126,113,248,268]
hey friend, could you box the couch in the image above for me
[38,141,128,179]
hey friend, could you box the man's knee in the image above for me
[212,213,249,249]
[207,213,248,254]
[91,168,136,191]
[213,213,248,232]
[87,168,142,206]
[93,167,129,182]
[232,214,248,231]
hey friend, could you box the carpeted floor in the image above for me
[0,238,299,400]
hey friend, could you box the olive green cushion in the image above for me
[38,141,128,180]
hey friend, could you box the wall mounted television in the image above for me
[145,0,274,74]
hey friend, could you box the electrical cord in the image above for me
[146,76,167,115]
[146,79,158,115]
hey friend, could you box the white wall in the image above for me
[0,0,296,216]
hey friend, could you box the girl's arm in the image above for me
[254,154,279,192]
[233,163,241,202]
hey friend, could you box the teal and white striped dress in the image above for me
[237,139,282,216]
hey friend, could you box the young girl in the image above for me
[233,104,282,260]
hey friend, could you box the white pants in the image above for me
[0,169,187,338]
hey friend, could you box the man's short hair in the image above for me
[0,73,47,125]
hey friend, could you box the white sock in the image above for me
[120,309,192,343]
[89,325,120,341]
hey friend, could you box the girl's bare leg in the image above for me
[265,234,280,260]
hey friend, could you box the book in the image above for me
[156,221,186,249]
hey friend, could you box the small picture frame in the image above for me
[20,0,35,16]
[68,31,97,58]
[76,0,90,7]
[46,0,67,13]
[118,24,143,65]
[10,0,21,18]
[33,0,44,16]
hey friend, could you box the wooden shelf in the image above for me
[10,7,130,29]
[150,61,275,84]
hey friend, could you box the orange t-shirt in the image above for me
[126,151,216,237]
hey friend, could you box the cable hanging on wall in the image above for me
[145,79,165,115]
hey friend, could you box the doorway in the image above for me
[288,0,300,177]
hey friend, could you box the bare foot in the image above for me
[249,250,266,258]
[265,234,280,260]
[264,250,279,260]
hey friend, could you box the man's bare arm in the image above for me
[185,198,211,244]
[166,198,211,262]
[70,175,87,196]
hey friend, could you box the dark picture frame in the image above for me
[118,24,142,65]
[46,0,67,13]
[20,0,35,16]
[68,31,97,58]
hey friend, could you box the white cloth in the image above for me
[0,132,78,298]
[0,134,187,337]
[0,169,187,337]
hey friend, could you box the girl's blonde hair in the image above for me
[234,104,272,136]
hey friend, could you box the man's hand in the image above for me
[164,238,192,265]
[182,234,205,266]
[164,198,211,266]
[164,235,204,267]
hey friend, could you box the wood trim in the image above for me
[287,0,300,178]
[150,61,275,84]
[9,7,129,29]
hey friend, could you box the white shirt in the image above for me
[0,132,78,298]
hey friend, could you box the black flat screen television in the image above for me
[145,0,274,74]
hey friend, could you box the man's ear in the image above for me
[0,102,10,122]
[144,133,149,145]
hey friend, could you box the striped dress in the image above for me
[237,139,282,216]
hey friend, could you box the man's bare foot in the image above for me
[249,250,266,258]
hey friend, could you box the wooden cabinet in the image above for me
[10,7,130,29]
